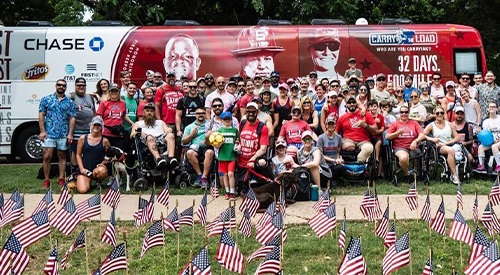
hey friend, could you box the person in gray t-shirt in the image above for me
[317,116,346,187]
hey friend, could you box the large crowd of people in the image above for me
[38,58,500,197]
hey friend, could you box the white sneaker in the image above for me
[450,174,460,185]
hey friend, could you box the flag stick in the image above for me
[176,199,180,269]
[334,196,338,257]
[161,211,167,275]
[414,174,418,222]
[123,233,129,275]
[192,199,195,250]
[408,229,413,275]
[343,207,346,254]
[233,200,238,244]
[84,228,90,275]
[99,185,102,239]
[474,189,478,226]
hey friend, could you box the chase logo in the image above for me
[89,37,104,52]
[369,28,438,46]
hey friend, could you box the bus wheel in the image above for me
[16,126,43,163]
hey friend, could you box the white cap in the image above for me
[446,81,455,87]
[246,102,259,109]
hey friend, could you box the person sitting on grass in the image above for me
[216,112,239,200]
[75,116,110,193]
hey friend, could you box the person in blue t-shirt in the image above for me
[403,74,420,101]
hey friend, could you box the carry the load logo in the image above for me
[369,28,438,46]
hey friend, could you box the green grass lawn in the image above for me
[3,220,480,274]
[0,164,497,196]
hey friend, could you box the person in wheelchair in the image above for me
[336,95,376,163]
[317,116,346,188]
[476,102,500,172]
[385,105,423,180]
[130,103,178,169]
[292,131,332,189]
[416,106,461,184]
[182,107,214,188]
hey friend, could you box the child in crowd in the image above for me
[271,139,294,175]
[216,112,239,200]
[368,100,385,177]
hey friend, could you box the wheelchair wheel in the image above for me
[424,143,439,180]
[392,175,398,186]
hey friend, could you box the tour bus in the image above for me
[0,21,487,162]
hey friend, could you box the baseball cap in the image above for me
[365,77,374,82]
[327,91,338,97]
[260,89,272,95]
[346,95,357,102]
[246,102,259,109]
[446,81,455,87]
[144,103,155,110]
[254,75,262,80]
[291,105,301,112]
[75,77,86,85]
[301,130,313,139]
[196,77,205,83]
[227,81,237,86]
[251,97,263,103]
[290,84,299,90]
[309,71,318,77]
[308,28,341,48]
[166,71,175,77]
[341,85,349,92]
[91,116,103,125]
[349,84,358,90]
[220,111,232,119]
[231,26,285,56]
[109,83,120,92]
[455,106,465,113]
[278,83,290,90]
[276,139,287,148]
[348,75,359,82]
[146,70,154,77]
[376,73,386,80]
[348,57,356,63]
[286,78,295,84]
[326,116,336,124]
[262,77,271,82]
[270,71,280,78]
[330,79,340,86]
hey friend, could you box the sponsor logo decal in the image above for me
[89,37,104,51]
[22,64,49,81]
[369,28,438,46]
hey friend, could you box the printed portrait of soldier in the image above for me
[163,33,201,81]
[307,28,345,84]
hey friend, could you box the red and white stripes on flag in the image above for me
[238,209,252,238]
[101,208,117,247]
[0,233,30,275]
[207,206,236,237]
[375,206,389,239]
[76,194,101,221]
[51,198,81,236]
[421,192,431,224]
[384,221,396,248]
[457,182,463,210]
[339,216,347,250]
[43,245,59,275]
[247,234,281,263]
[448,208,473,245]
[405,182,418,211]
[102,179,121,208]
[133,197,148,227]
[359,188,376,222]
[464,241,500,274]
[179,206,194,227]
[481,202,500,236]
[156,180,170,207]
[382,232,410,275]
[308,203,336,239]
[338,236,367,275]
[140,220,164,258]
[61,229,86,270]
[312,189,330,213]
[196,192,208,226]
[255,201,277,231]
[94,243,128,275]
[239,188,260,218]
[430,198,446,235]
[256,212,286,245]
[0,190,24,227]
[32,189,56,217]
[473,192,479,224]
[468,227,490,265]
[254,245,281,275]
[422,256,433,275]
[57,184,69,206]
[11,208,50,248]
[216,227,245,274]
[163,207,180,232]
[489,177,500,207]
[140,191,155,225]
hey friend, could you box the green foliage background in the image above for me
[1,0,499,72]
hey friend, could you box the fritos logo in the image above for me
[23,63,49,81]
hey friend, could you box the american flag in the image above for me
[464,241,500,274]
[33,189,56,217]
[308,203,336,239]
[247,234,281,262]
[61,229,86,270]
[256,201,277,231]
[101,208,117,247]
[457,181,463,210]
[375,206,389,239]
[382,232,410,275]
[238,208,252,237]
[76,194,101,221]
[163,207,180,232]
[278,190,286,217]
[57,183,69,206]
[422,256,433,275]
[210,181,219,199]
[140,220,164,258]
[239,188,260,217]
[338,236,367,275]
[0,191,24,227]
[372,187,382,218]
[51,198,81,235]
[384,221,396,248]
[179,206,194,227]
[11,208,50,248]
[489,177,500,206]
[359,188,376,221]
[102,179,121,208]
[0,233,30,274]
[157,180,170,207]
[215,227,245,274]
[43,245,59,275]
[430,198,446,235]
[468,227,490,264]
[207,206,236,237]
[93,243,128,275]
[312,189,330,213]
[339,215,346,250]
[140,191,155,225]
[481,202,500,235]
[179,246,211,275]
[473,192,479,224]
[255,245,281,274]
[405,181,418,211]
[448,208,473,245]
[256,212,286,245]
[338,237,353,274]
[196,192,208,226]
[420,192,431,223]
[133,197,148,227]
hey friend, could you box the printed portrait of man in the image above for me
[231,26,285,78]
[308,28,345,84]
[163,33,201,80]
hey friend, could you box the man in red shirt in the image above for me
[235,102,272,191]
[336,95,376,162]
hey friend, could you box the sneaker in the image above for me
[169,158,179,168]
[192,175,202,187]
[229,193,236,201]
[475,165,486,172]
[42,179,50,189]
[201,177,208,189]
[58,178,66,187]
[224,193,230,200]
[495,165,500,172]
[156,158,167,169]
[451,174,460,185]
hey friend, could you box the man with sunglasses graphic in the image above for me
[308,28,345,84]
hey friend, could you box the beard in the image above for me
[56,88,65,94]
[144,113,156,127]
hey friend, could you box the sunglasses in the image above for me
[400,111,409,114]
[212,104,223,108]
[331,84,339,87]
[222,117,232,121]
[189,86,197,89]
[93,124,102,127]
[461,77,470,80]
[195,112,206,115]
[303,102,311,104]
[292,110,302,115]
[287,82,295,85]
[377,78,386,82]
[359,89,367,92]
[217,82,225,84]
[309,75,317,79]
[435,111,445,115]
[302,137,313,142]
[237,85,245,87]
[76,84,86,87]
[347,101,357,105]
[312,43,340,52]
[56,84,67,87]
[205,77,214,80]
[154,76,162,78]
[396,90,404,93]
[410,95,419,98]
[433,78,441,80]
[246,110,257,114]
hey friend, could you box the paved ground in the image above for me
[16,192,484,224]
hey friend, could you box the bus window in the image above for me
[454,49,481,75]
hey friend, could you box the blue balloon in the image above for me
[478,130,495,147]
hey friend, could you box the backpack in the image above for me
[292,167,311,201]
[239,119,265,137]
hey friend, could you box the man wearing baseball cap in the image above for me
[317,116,346,187]
[308,28,345,84]
[336,95,376,163]
[231,26,285,79]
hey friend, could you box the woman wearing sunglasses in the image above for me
[418,82,437,125]
[408,90,427,128]
[391,86,408,120]
[416,106,461,184]
[300,97,319,135]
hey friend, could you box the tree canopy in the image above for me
[1,0,499,72]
